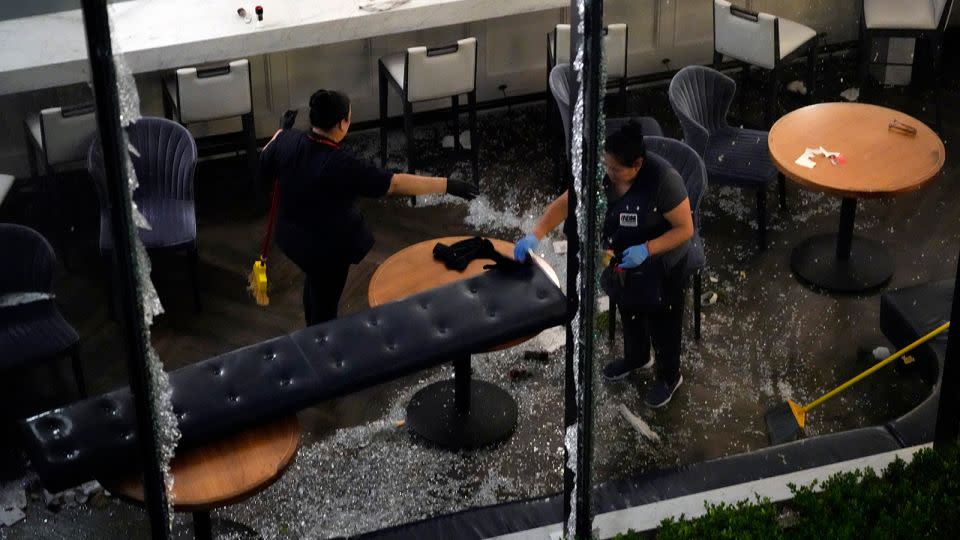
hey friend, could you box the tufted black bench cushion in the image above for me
[21,264,566,492]
[880,279,952,446]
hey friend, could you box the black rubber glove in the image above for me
[446,178,479,200]
[280,109,298,130]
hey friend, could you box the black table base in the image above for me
[791,233,893,293]
[791,197,893,294]
[173,512,259,540]
[406,357,518,449]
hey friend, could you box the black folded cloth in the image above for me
[433,237,528,273]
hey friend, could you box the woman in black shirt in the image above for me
[260,89,477,326]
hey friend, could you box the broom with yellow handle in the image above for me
[765,321,950,445]
[248,109,298,306]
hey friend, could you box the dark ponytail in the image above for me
[604,120,646,166]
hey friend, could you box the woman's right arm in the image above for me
[531,191,569,240]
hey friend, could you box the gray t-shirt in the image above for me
[603,153,690,270]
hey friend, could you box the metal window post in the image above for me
[80,0,172,537]
[563,0,604,537]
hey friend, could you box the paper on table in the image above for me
[794,146,841,169]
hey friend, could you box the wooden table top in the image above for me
[768,103,945,199]
[368,236,559,351]
[103,416,301,513]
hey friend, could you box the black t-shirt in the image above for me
[260,129,393,271]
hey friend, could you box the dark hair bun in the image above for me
[621,119,645,138]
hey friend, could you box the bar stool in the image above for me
[860,0,953,134]
[24,103,98,178]
[23,103,98,263]
[163,59,257,192]
[547,23,629,102]
[378,37,479,187]
[713,0,818,129]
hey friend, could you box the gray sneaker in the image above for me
[644,375,684,408]
[601,355,654,382]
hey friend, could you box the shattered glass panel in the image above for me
[107,0,180,514]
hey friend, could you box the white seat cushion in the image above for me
[865,0,938,30]
[0,174,13,205]
[778,18,817,59]
[381,52,406,89]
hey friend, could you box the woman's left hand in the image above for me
[618,244,649,269]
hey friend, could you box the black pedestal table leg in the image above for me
[454,355,471,412]
[836,197,857,260]
[193,511,212,540]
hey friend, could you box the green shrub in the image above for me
[647,445,960,539]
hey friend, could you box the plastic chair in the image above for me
[713,0,818,128]
[87,117,201,311]
[669,65,780,251]
[0,223,85,397]
[379,38,479,187]
[860,0,953,134]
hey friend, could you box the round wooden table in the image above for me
[368,236,558,449]
[769,103,945,293]
[103,416,300,540]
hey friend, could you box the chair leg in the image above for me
[806,42,817,105]
[241,113,258,193]
[24,122,40,180]
[162,85,173,120]
[931,35,944,136]
[777,173,787,210]
[713,51,723,70]
[619,77,628,115]
[693,271,702,341]
[859,31,873,103]
[766,66,779,129]
[451,95,460,150]
[756,186,767,252]
[379,62,389,168]
[70,345,87,398]
[189,243,202,312]
[468,90,479,189]
[403,101,415,173]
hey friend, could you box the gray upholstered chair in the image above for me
[87,117,201,311]
[548,63,662,190]
[163,59,257,192]
[669,65,780,252]
[0,223,85,398]
[379,38,479,187]
[713,0,818,128]
[860,0,953,134]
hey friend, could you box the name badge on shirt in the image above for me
[619,213,638,227]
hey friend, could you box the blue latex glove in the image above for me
[514,234,539,262]
[618,243,649,269]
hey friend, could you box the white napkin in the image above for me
[794,146,840,169]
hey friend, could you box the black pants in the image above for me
[303,261,351,327]
[618,264,689,384]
